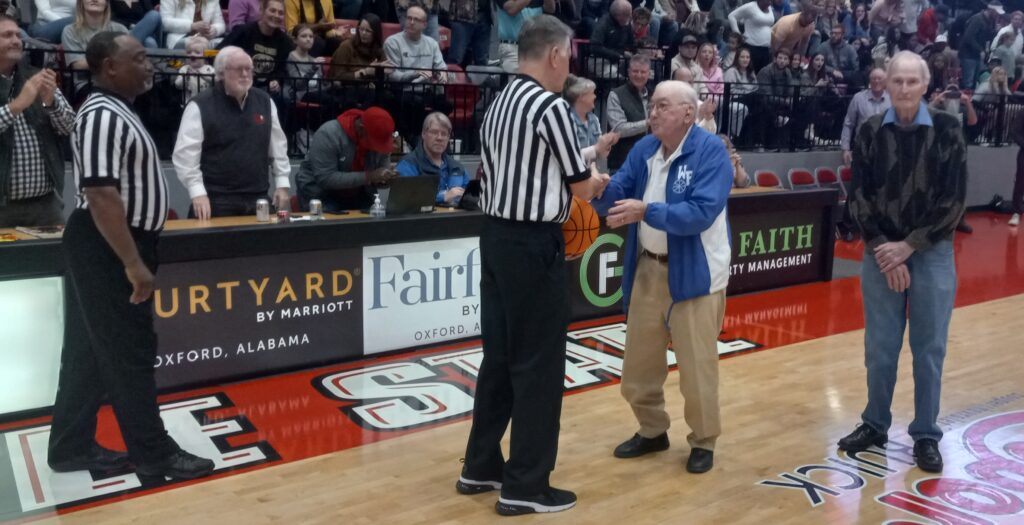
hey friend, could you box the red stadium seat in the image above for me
[382,23,402,41]
[438,26,451,52]
[445,64,480,131]
[815,167,845,200]
[755,170,782,188]
[838,165,852,182]
[167,208,179,221]
[787,168,817,189]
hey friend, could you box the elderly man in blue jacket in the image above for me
[592,80,733,474]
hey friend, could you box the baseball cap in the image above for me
[989,1,1005,14]
[680,34,699,46]
[361,107,396,153]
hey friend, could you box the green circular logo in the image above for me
[580,233,625,307]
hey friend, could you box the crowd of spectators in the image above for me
[4,0,1024,159]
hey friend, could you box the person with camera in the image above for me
[928,83,977,234]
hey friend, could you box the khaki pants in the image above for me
[621,256,726,450]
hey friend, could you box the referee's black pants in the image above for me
[48,209,179,466]
[463,216,569,498]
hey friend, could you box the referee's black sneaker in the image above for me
[48,443,129,473]
[456,476,502,495]
[837,424,888,452]
[496,487,577,516]
[613,432,670,458]
[136,450,214,484]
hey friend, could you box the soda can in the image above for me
[277,209,290,222]
[309,199,323,220]
[256,199,270,222]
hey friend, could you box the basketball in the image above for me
[563,196,601,258]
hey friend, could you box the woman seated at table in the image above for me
[395,112,469,206]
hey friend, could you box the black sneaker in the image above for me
[456,476,501,495]
[914,438,943,473]
[136,450,214,484]
[613,432,670,458]
[496,487,577,516]
[837,424,888,452]
[48,443,129,473]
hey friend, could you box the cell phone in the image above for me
[944,88,961,99]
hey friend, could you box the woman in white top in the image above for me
[729,0,774,72]
[29,0,76,42]
[161,0,226,49]
[722,46,758,139]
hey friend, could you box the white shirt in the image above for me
[729,2,775,48]
[640,126,692,255]
[172,93,291,199]
[990,25,1024,57]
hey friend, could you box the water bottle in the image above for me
[369,193,386,219]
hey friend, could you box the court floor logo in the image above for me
[758,409,1024,524]
[0,394,278,520]
[314,322,760,432]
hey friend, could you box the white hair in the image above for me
[657,80,700,111]
[887,50,931,85]
[213,46,250,81]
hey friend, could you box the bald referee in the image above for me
[456,15,610,516]
[47,32,214,483]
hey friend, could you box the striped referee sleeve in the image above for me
[75,108,123,188]
[537,98,589,185]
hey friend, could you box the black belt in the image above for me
[641,249,668,263]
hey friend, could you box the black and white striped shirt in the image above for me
[73,89,168,232]
[479,75,589,223]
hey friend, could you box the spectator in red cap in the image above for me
[295,106,399,212]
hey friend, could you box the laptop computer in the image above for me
[384,175,439,216]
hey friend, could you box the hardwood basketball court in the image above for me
[4,212,1023,524]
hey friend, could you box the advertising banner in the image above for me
[153,248,364,388]
[727,207,823,294]
[362,237,481,354]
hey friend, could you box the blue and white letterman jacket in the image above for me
[591,125,733,311]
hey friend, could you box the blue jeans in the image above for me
[129,10,163,48]
[28,17,73,43]
[448,20,490,66]
[960,57,980,89]
[860,240,956,442]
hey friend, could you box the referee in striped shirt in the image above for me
[457,15,610,516]
[47,32,214,483]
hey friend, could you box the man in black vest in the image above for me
[0,15,76,227]
[172,46,292,220]
[606,53,650,171]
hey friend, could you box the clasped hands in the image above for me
[875,241,915,293]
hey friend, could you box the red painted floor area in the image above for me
[1,211,1021,522]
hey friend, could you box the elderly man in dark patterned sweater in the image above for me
[838,51,966,475]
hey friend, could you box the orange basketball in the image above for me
[563,196,601,258]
